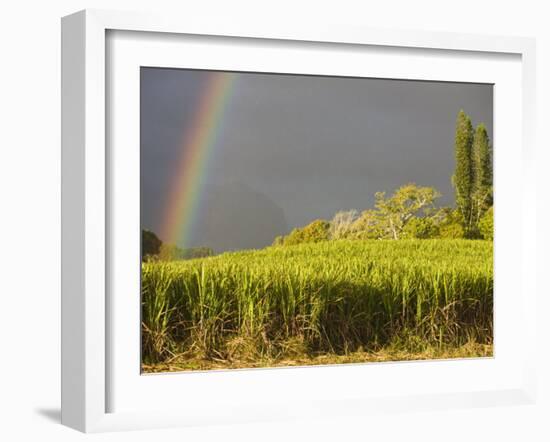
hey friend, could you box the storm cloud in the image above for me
[141,68,492,253]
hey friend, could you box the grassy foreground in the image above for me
[141,239,493,372]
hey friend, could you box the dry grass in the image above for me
[142,341,493,373]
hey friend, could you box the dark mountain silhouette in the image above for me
[190,182,288,253]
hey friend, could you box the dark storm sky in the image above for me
[141,68,493,253]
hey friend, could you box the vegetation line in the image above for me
[142,239,493,369]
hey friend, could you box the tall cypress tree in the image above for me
[452,110,474,234]
[472,123,493,224]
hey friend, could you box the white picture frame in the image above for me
[61,9,537,433]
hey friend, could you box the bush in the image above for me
[439,222,465,239]
[282,228,303,246]
[402,217,440,239]
[142,229,162,260]
[159,244,214,261]
[158,243,181,261]
[479,206,493,240]
[283,219,330,246]
[181,247,214,259]
[435,208,466,239]
[302,219,330,242]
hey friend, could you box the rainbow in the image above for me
[160,71,237,248]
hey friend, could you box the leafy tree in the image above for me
[452,110,475,235]
[352,209,385,240]
[431,207,465,239]
[374,183,440,239]
[472,124,493,226]
[302,219,330,242]
[282,228,304,246]
[158,243,182,261]
[438,223,465,239]
[158,244,214,260]
[479,206,494,240]
[181,247,214,259]
[402,216,440,239]
[142,229,162,260]
[329,210,359,240]
[283,219,330,246]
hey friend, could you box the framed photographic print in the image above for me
[61,9,537,432]
[139,68,496,373]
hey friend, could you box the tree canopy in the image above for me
[273,109,494,247]
[452,110,493,237]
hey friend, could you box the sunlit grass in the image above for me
[141,239,493,371]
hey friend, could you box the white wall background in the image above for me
[0,1,548,440]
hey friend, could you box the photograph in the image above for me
[140,67,494,373]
